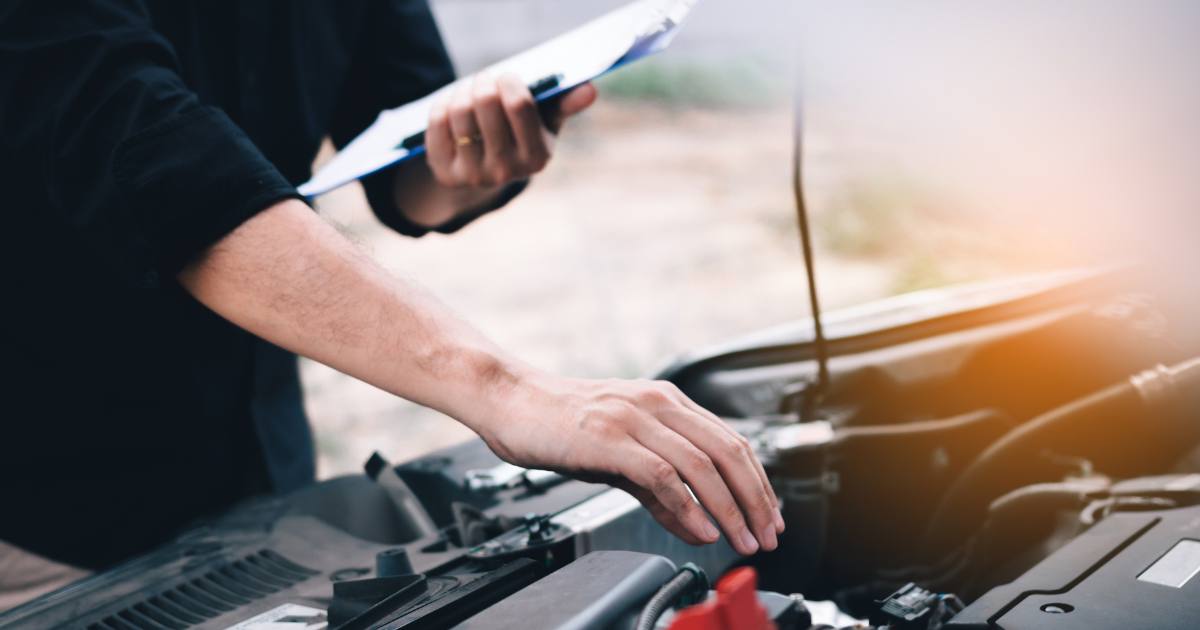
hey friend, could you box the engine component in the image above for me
[0,503,555,630]
[365,451,440,539]
[946,504,1200,629]
[665,567,809,630]
[924,357,1200,556]
[874,583,964,630]
[634,563,709,630]
[450,503,529,548]
[755,408,1017,595]
[464,462,565,494]
[0,441,746,629]
[457,551,677,630]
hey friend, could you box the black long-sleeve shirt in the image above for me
[0,0,467,569]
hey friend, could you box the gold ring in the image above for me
[455,135,482,147]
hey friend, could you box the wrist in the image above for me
[450,350,542,438]
[391,159,510,229]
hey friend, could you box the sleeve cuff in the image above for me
[360,166,527,238]
[113,107,303,280]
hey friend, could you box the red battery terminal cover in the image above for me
[668,567,775,630]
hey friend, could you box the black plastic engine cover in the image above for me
[948,504,1200,629]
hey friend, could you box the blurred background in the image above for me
[307,0,1200,477]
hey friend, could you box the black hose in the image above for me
[923,358,1200,554]
[635,564,708,630]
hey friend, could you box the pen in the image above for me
[397,73,564,152]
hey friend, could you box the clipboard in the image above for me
[298,0,700,198]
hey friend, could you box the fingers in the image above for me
[497,74,551,173]
[426,74,561,189]
[425,93,456,179]
[617,443,723,546]
[549,82,598,133]
[633,420,764,555]
[615,479,706,546]
[446,81,484,186]
[673,392,786,534]
[639,383,780,553]
[690,421,780,551]
[560,82,598,117]
[472,76,518,185]
[758,458,786,533]
[488,375,781,555]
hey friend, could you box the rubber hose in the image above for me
[923,357,1200,555]
[635,567,703,630]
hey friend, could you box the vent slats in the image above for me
[231,559,294,588]
[195,575,254,605]
[103,615,139,630]
[214,566,276,597]
[132,602,187,630]
[85,550,315,629]
[177,582,237,611]
[147,596,205,626]
[247,553,310,582]
[259,550,319,577]
[161,589,225,618]
[119,608,169,629]
[88,620,127,630]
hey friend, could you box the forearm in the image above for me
[178,199,782,556]
[178,199,528,428]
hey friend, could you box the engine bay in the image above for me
[5,267,1200,629]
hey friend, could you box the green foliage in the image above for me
[597,57,785,108]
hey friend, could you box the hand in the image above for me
[425,73,597,191]
[479,373,785,555]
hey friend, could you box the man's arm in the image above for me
[179,200,784,556]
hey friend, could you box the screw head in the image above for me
[1040,603,1075,614]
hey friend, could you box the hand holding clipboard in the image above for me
[299,0,700,198]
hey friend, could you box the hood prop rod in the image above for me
[792,84,830,421]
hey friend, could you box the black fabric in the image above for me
[0,0,466,569]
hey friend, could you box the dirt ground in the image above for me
[304,101,900,477]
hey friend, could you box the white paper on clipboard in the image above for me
[298,0,699,198]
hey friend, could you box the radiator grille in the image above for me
[85,550,318,630]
